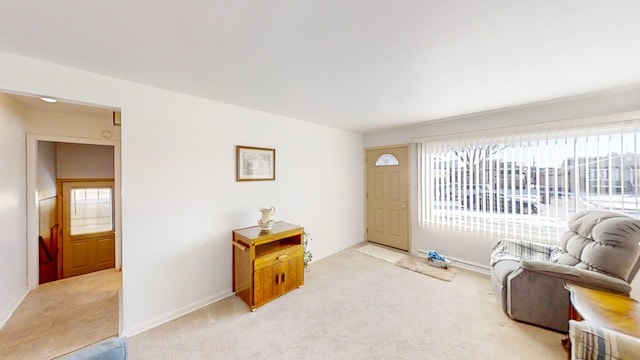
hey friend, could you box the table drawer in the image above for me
[254,245,303,270]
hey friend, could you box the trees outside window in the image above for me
[417,118,640,244]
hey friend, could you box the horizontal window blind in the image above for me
[417,118,640,244]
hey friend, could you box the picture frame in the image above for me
[236,146,276,181]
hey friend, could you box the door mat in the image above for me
[355,244,408,264]
[355,243,457,282]
[395,256,457,282]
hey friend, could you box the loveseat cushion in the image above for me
[557,211,640,281]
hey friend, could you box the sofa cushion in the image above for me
[558,211,640,281]
[566,211,622,239]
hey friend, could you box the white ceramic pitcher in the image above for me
[258,206,275,231]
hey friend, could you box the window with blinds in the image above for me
[416,117,640,244]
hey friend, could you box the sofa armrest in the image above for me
[521,260,631,295]
[570,320,640,360]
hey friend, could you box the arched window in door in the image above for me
[375,153,399,166]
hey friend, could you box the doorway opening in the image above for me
[35,141,120,284]
[0,91,123,356]
[16,93,124,343]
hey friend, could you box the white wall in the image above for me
[365,86,640,147]
[364,86,640,297]
[25,108,120,141]
[37,141,56,200]
[56,143,114,179]
[120,83,364,335]
[0,93,28,327]
[0,51,364,336]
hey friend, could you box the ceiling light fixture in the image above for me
[39,97,57,103]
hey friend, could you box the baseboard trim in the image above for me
[121,240,366,337]
[310,239,365,265]
[0,286,29,329]
[121,289,233,337]
[413,249,490,275]
[122,239,372,337]
[446,256,491,275]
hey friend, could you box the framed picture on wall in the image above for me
[236,146,276,181]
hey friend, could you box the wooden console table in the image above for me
[232,221,304,311]
[565,284,640,338]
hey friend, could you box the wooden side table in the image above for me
[232,221,304,311]
[564,284,640,357]
[565,284,640,338]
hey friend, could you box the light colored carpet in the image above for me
[128,244,566,360]
[355,243,408,263]
[356,243,457,282]
[0,269,121,360]
[395,256,457,282]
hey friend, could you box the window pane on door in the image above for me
[70,188,113,235]
[375,154,399,166]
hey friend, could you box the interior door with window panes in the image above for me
[62,180,115,278]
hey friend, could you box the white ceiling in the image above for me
[1,1,640,133]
